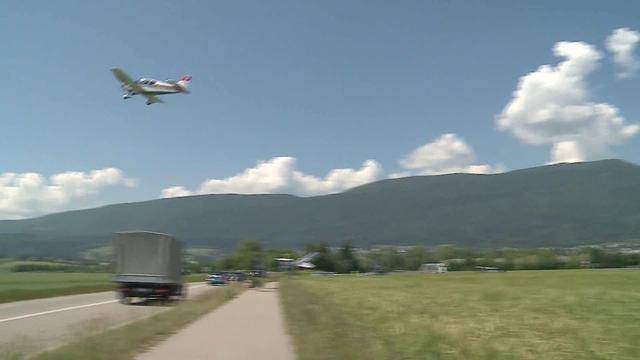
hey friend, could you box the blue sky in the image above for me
[1,1,639,218]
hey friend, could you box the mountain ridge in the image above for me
[1,159,640,256]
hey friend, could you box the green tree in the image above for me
[435,245,457,262]
[405,246,429,270]
[336,241,360,273]
[234,240,265,270]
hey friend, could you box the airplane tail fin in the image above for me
[176,75,192,93]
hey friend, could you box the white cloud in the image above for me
[162,157,384,198]
[161,134,504,198]
[550,141,584,164]
[290,159,383,195]
[198,157,297,195]
[0,168,135,219]
[161,186,193,198]
[496,41,640,163]
[388,171,411,179]
[606,28,640,78]
[398,133,505,175]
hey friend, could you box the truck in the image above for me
[113,231,185,304]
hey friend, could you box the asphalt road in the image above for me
[0,282,214,358]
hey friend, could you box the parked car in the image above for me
[220,271,246,282]
[247,270,266,277]
[207,274,227,285]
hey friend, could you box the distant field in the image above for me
[0,260,75,271]
[0,272,208,303]
[0,272,113,303]
[281,270,640,360]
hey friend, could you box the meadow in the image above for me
[0,270,208,303]
[0,272,113,303]
[281,269,640,360]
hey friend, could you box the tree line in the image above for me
[201,240,640,273]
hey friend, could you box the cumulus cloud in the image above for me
[606,28,640,78]
[0,168,135,219]
[161,157,384,198]
[496,41,639,163]
[161,133,505,198]
[161,186,193,198]
[398,133,505,175]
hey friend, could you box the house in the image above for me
[420,263,447,274]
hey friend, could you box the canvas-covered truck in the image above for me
[113,231,185,304]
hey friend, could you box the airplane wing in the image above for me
[111,68,163,104]
[275,258,294,262]
[142,93,163,104]
[111,68,145,93]
[297,252,319,263]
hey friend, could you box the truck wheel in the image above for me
[116,290,130,305]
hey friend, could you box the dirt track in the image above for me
[136,282,295,360]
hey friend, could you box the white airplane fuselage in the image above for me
[122,78,187,98]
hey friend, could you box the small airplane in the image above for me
[275,252,319,270]
[110,68,192,105]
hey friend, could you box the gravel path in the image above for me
[136,282,295,360]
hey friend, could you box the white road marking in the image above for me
[0,283,209,324]
[0,299,118,324]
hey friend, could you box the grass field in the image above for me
[0,272,113,304]
[0,272,208,304]
[0,260,74,271]
[281,269,640,360]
